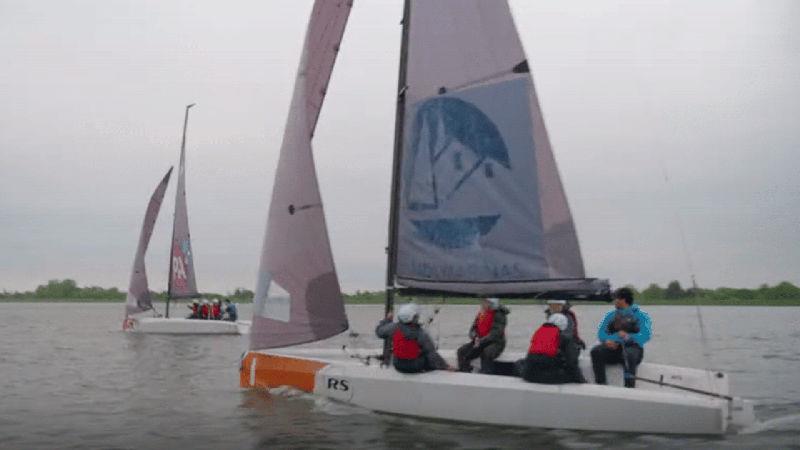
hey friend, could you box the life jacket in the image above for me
[212,304,221,318]
[475,310,496,338]
[528,323,560,358]
[200,304,209,319]
[393,327,421,360]
[608,311,640,334]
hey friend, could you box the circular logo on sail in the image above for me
[403,96,510,249]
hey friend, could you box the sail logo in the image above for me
[403,95,511,249]
[171,238,192,288]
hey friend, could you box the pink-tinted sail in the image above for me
[393,0,608,297]
[169,105,199,299]
[126,167,173,315]
[250,0,352,350]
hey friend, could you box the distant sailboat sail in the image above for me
[250,0,352,349]
[392,0,608,297]
[126,167,173,315]
[168,104,199,301]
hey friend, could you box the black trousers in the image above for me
[457,340,505,374]
[590,343,644,387]
[521,354,574,384]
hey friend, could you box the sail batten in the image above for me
[125,167,173,315]
[392,0,608,297]
[249,0,352,350]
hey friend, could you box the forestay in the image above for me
[394,0,607,297]
[126,167,173,315]
[250,0,352,349]
[169,106,199,299]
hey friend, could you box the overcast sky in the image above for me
[1,0,798,294]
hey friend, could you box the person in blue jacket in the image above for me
[590,287,652,388]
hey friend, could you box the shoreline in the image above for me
[2,298,800,306]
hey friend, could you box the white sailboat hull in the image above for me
[128,317,250,335]
[241,348,754,435]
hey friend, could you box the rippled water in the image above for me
[1,302,798,449]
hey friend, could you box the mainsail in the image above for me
[168,104,199,301]
[250,0,352,349]
[391,0,608,297]
[126,167,173,315]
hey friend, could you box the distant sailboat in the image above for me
[123,104,247,335]
[239,0,753,434]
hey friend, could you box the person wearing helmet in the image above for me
[199,299,210,320]
[519,313,585,384]
[186,299,200,319]
[211,299,222,320]
[456,297,509,374]
[591,287,652,388]
[544,299,584,350]
[375,303,452,373]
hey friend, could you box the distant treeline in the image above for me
[0,279,255,302]
[2,279,800,305]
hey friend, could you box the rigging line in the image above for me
[656,151,716,394]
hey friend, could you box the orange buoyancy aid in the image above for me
[475,310,496,338]
[393,328,421,360]
[528,323,560,358]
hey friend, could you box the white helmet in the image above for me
[485,298,500,310]
[202,299,209,304]
[396,303,419,324]
[547,313,569,331]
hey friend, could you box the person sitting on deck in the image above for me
[375,303,453,374]
[223,299,238,322]
[199,299,210,320]
[187,299,200,319]
[545,299,585,350]
[456,298,509,374]
[211,299,222,320]
[590,287,652,388]
[520,313,586,384]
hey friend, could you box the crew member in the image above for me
[187,299,199,319]
[590,287,652,388]
[223,299,238,321]
[456,298,508,374]
[520,313,586,384]
[211,299,222,320]
[375,303,452,374]
[545,299,585,350]
[199,299,210,320]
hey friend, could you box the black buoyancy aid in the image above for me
[393,327,421,360]
[528,323,560,358]
[608,311,640,334]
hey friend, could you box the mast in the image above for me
[166,102,195,318]
[383,0,411,360]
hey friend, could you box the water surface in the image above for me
[1,303,798,449]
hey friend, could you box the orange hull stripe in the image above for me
[240,352,327,393]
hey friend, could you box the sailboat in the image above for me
[123,104,248,335]
[240,0,754,434]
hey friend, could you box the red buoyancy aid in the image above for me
[200,304,209,318]
[475,310,496,338]
[528,324,560,358]
[393,328,421,360]
[212,304,221,318]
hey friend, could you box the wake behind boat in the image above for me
[239,0,756,435]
